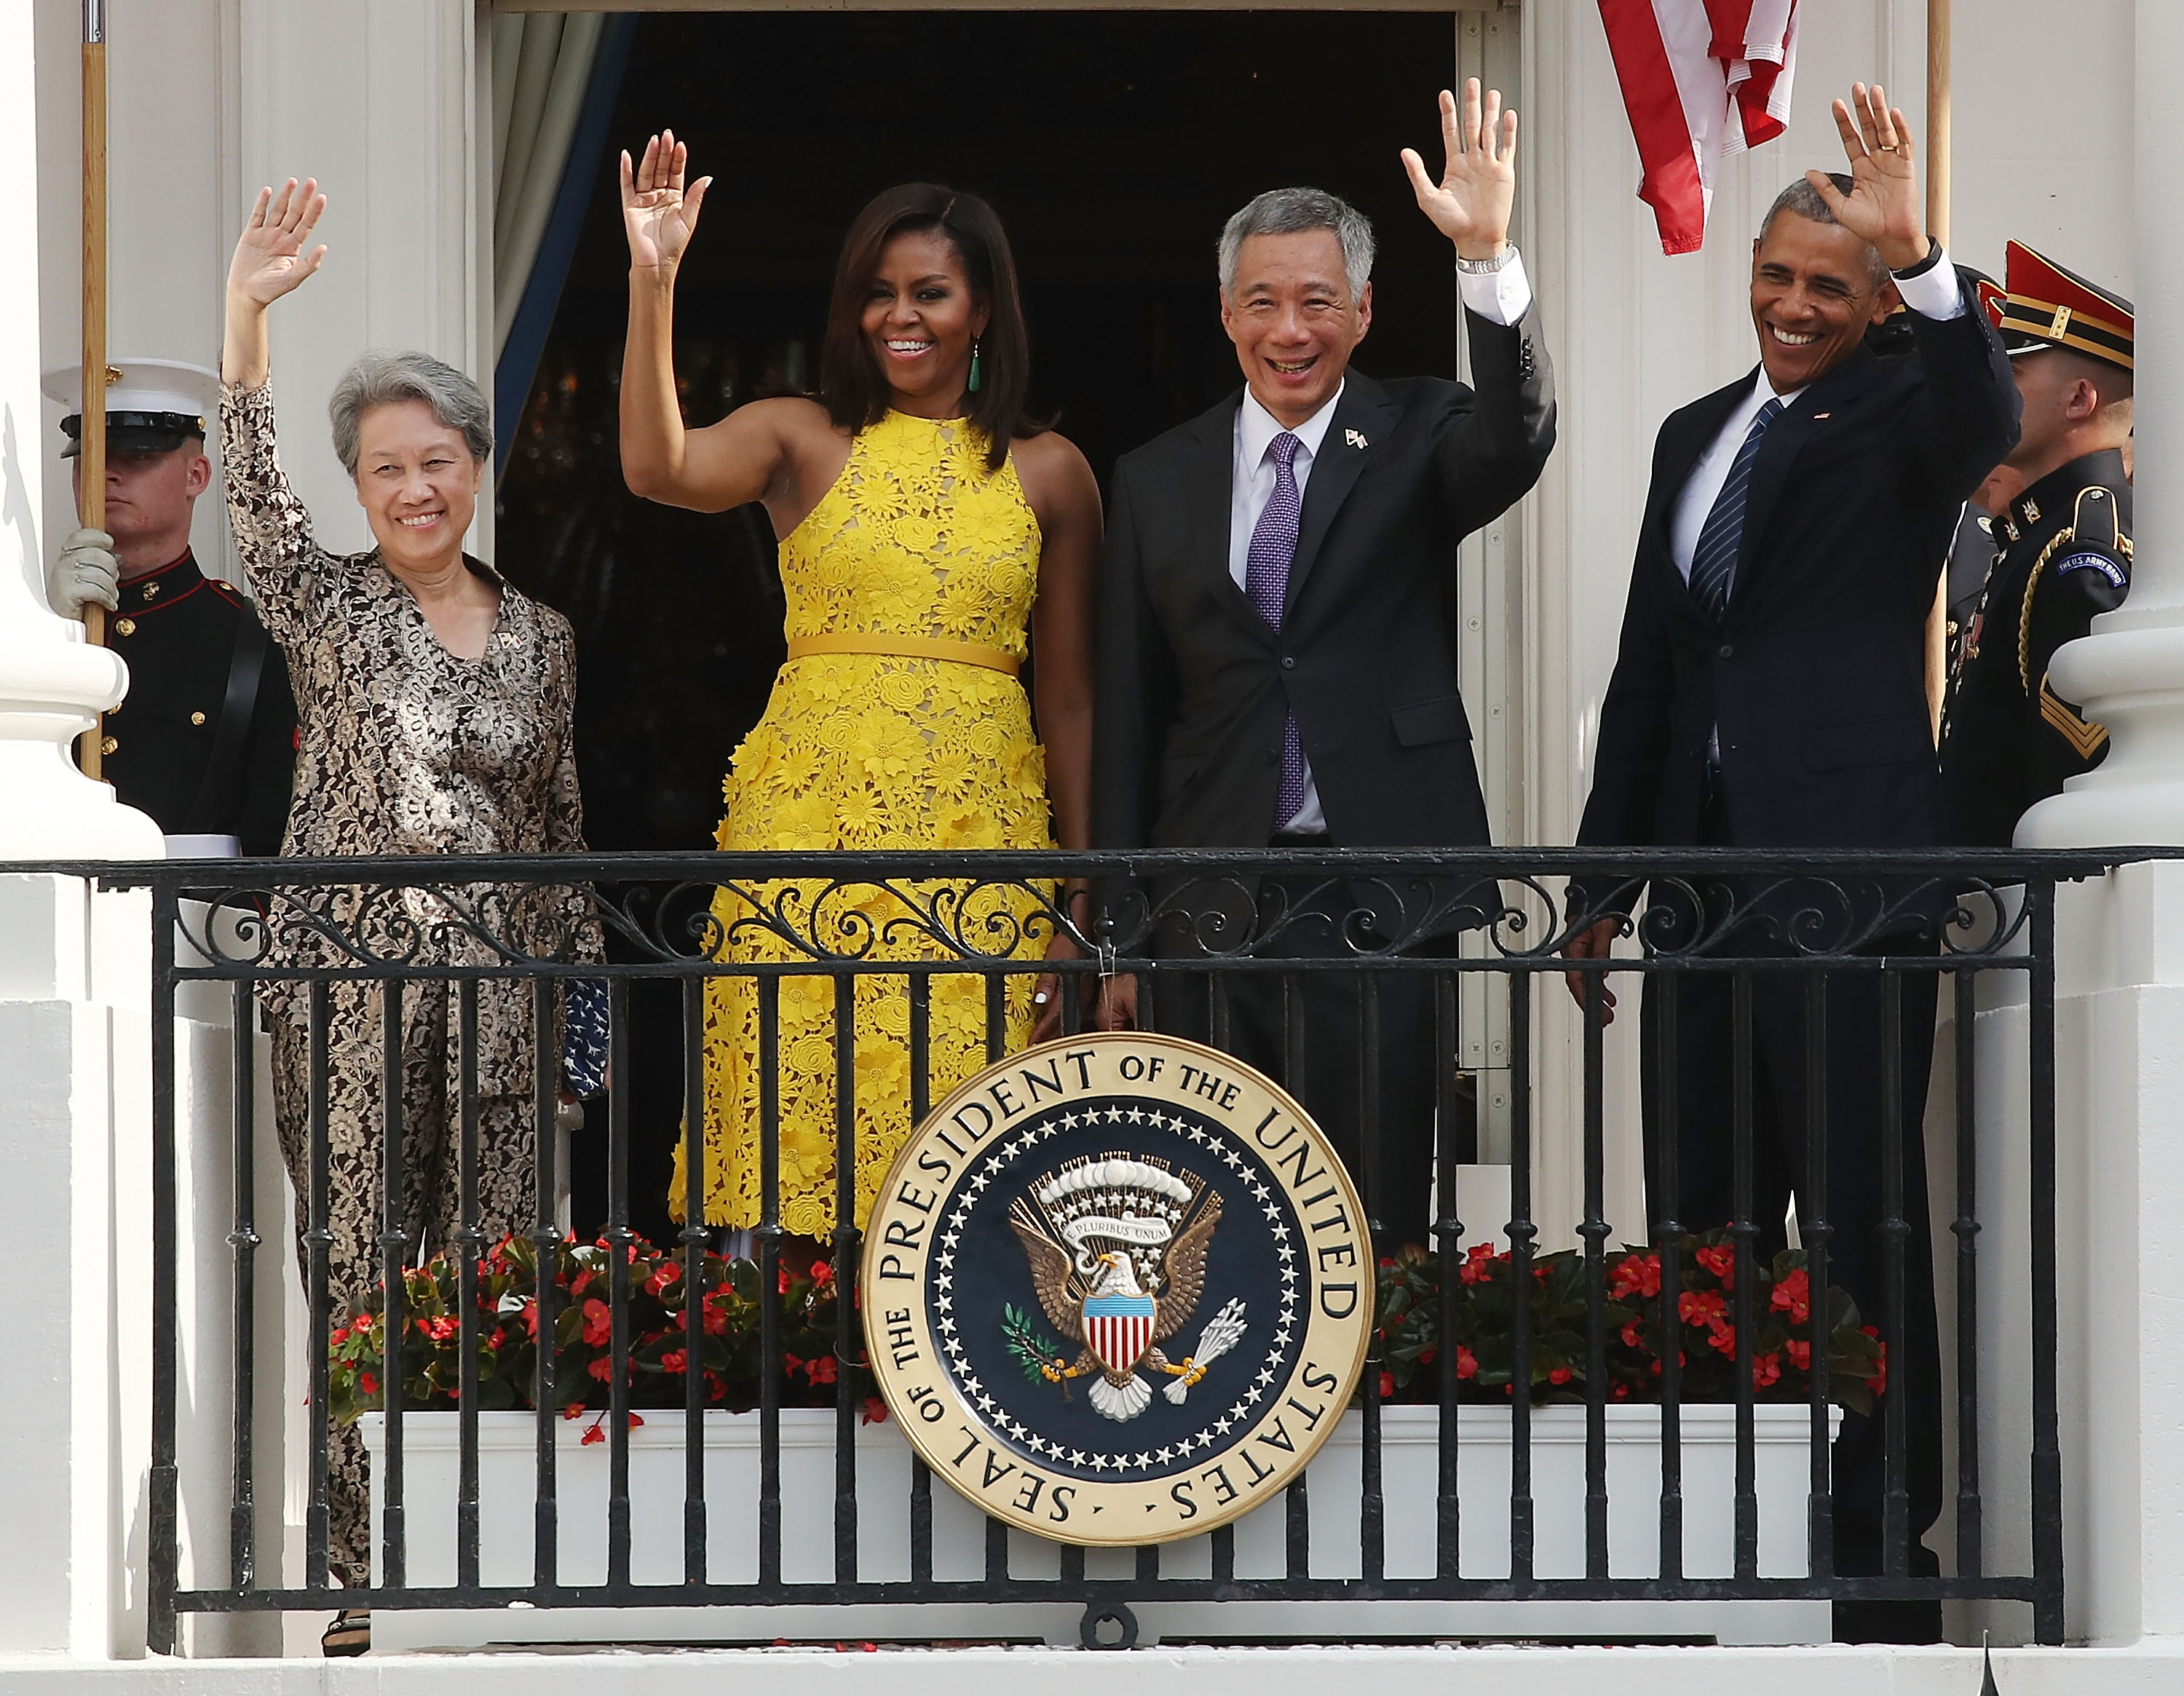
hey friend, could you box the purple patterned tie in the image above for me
[1245,431,1307,831]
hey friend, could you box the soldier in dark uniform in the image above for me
[1942,463,2024,671]
[1942,243,2134,846]
[42,360,296,855]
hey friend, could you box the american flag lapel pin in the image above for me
[1345,428,1368,449]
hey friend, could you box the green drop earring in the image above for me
[968,337,983,395]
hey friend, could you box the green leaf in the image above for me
[1000,1304,1066,1384]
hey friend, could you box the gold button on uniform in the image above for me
[100,735,118,756]
[190,710,207,726]
[114,616,136,635]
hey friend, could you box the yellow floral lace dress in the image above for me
[673,410,1057,1232]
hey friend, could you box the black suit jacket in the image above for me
[1096,308,1556,865]
[1577,275,2018,867]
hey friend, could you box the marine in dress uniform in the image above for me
[43,360,296,855]
[1942,244,2135,847]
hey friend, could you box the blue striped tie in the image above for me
[1688,397,1784,622]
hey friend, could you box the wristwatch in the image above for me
[1455,244,1518,276]
[1891,239,1946,280]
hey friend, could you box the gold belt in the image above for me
[785,632,1020,676]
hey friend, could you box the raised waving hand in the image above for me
[227,178,328,308]
[1401,79,1517,261]
[620,130,713,274]
[1807,83,1931,273]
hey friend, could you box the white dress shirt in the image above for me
[1669,374,1807,581]
[1667,247,1968,761]
[1229,253,1536,836]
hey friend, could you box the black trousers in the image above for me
[1146,868,1442,1251]
[1637,873,1943,1582]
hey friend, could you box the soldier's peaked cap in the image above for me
[41,357,221,458]
[1977,241,2133,372]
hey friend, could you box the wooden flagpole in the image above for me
[79,0,108,780]
[1924,0,1952,740]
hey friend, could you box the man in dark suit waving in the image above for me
[1567,85,2019,1641]
[1094,82,1556,1249]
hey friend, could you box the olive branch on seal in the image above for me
[1002,1303,1069,1390]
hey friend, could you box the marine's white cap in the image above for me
[41,357,221,456]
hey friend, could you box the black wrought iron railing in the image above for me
[84,846,2106,1649]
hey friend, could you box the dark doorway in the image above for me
[496,9,1465,1240]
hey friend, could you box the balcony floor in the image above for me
[4,1643,2183,1693]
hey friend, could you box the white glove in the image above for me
[48,527,119,620]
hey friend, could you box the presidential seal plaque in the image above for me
[860,1031,1372,1546]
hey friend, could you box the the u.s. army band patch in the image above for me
[860,1032,1372,1546]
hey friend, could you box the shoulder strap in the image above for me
[2019,486,2134,689]
[2073,485,2122,552]
[183,611,271,836]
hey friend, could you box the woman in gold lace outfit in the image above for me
[619,139,1100,1239]
[221,180,604,1650]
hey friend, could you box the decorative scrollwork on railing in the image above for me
[155,852,2045,979]
[173,876,606,972]
[703,874,1070,965]
[599,879,732,963]
[1120,869,1529,962]
[1560,871,2033,964]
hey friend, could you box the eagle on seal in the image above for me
[1008,1165,1230,1423]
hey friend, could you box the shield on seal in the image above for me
[1082,1289,1157,1376]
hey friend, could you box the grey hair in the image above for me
[1218,187,1376,301]
[1757,175,1890,289]
[328,349,492,477]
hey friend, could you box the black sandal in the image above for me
[322,1609,370,1657]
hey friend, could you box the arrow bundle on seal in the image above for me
[1163,1297,1249,1405]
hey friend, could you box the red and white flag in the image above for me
[1597,1,1800,255]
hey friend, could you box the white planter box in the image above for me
[363,1402,1839,1649]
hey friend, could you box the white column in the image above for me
[0,0,164,1661]
[1981,1,2184,1648]
[0,871,154,1660]
[2017,0,2184,848]
[3,0,160,862]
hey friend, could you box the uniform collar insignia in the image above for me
[122,548,200,609]
[2006,452,2128,544]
